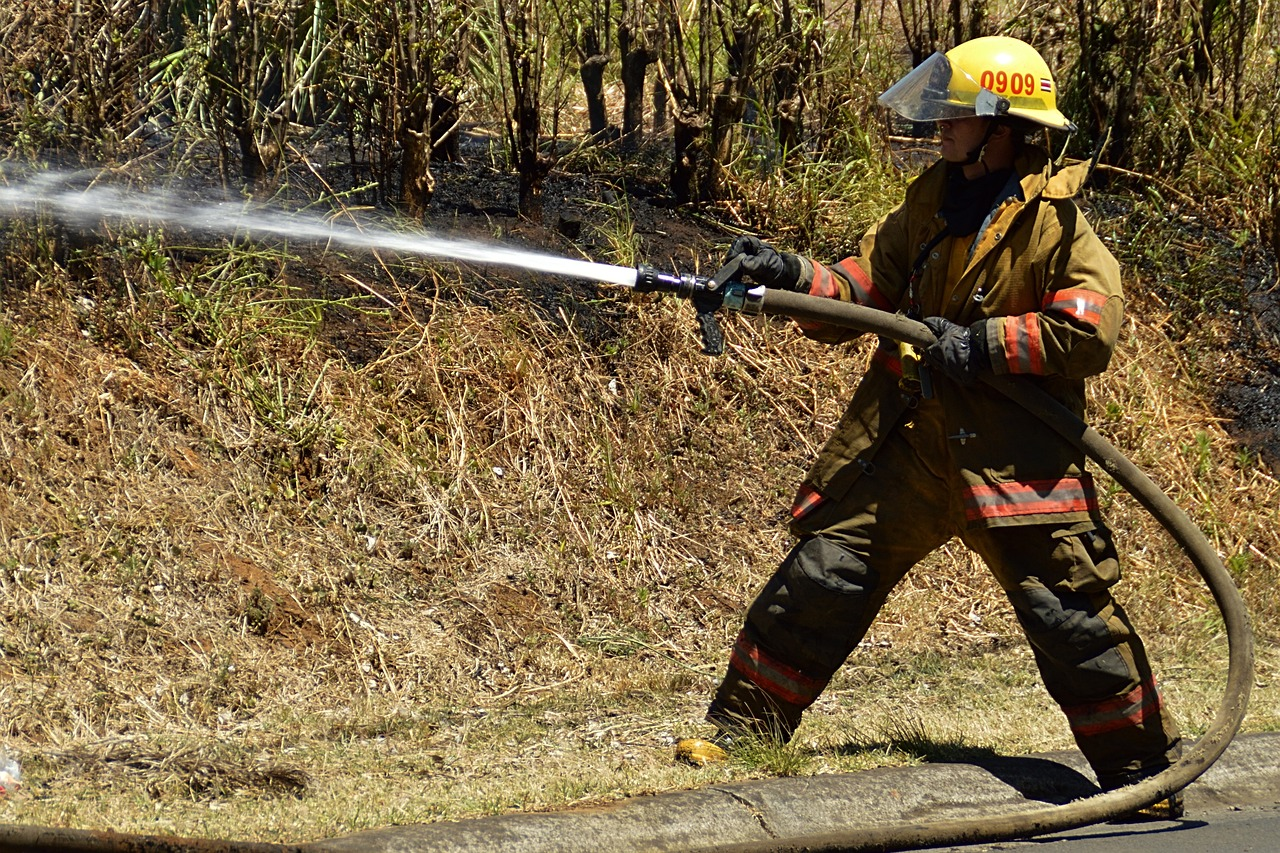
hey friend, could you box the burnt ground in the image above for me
[358,137,737,355]
[1218,284,1280,468]
[426,151,731,274]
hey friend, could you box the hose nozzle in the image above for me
[634,264,703,298]
[631,264,766,355]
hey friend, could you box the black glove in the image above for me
[922,317,991,386]
[727,235,803,291]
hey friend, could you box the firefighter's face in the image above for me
[937,116,991,163]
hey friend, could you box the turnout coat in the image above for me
[792,146,1123,529]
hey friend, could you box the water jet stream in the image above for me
[0,171,639,287]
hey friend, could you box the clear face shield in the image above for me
[877,52,1003,122]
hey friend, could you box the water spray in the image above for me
[0,172,1254,853]
[0,170,639,287]
[0,172,754,350]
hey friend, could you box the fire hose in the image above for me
[632,263,1255,852]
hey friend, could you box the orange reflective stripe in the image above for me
[796,260,841,335]
[1063,676,1164,737]
[729,630,826,706]
[807,260,841,299]
[790,483,827,520]
[1003,314,1044,374]
[871,344,903,377]
[834,258,894,310]
[1043,288,1106,328]
[963,476,1098,521]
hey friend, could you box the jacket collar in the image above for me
[907,145,1094,284]
[1016,146,1092,202]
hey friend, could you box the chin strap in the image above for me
[963,118,1000,171]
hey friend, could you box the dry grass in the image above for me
[0,208,1277,844]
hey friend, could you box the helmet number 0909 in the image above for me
[980,69,1036,96]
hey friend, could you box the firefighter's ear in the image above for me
[989,121,1015,142]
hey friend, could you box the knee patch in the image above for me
[1014,586,1132,687]
[1015,587,1112,654]
[789,535,879,597]
[742,536,882,679]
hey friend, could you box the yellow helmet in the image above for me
[878,36,1074,132]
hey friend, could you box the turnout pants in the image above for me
[708,421,1181,787]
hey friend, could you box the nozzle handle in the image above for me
[696,309,725,356]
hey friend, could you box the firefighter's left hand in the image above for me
[922,317,990,386]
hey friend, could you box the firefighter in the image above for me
[678,36,1183,814]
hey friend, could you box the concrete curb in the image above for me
[307,732,1280,853]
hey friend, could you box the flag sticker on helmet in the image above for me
[1040,78,1053,93]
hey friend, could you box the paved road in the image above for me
[925,803,1280,852]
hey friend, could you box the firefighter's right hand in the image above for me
[727,235,803,290]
